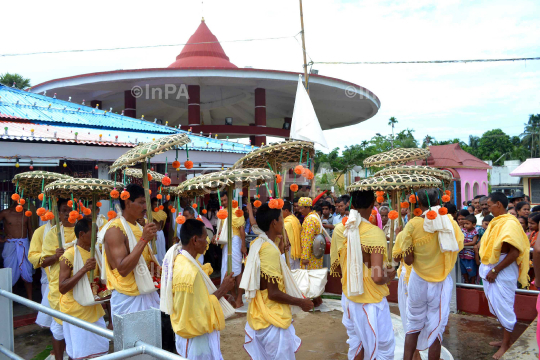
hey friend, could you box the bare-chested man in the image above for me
[0,200,34,299]
[103,184,160,320]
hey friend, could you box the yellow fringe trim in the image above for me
[412,236,433,248]
[330,259,341,277]
[173,283,194,294]
[261,271,283,285]
[60,256,73,269]
[38,257,45,266]
[393,245,414,258]
[108,223,127,236]
[362,245,386,255]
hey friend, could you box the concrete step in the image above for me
[502,317,539,359]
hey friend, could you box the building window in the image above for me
[473,182,479,197]
[530,178,540,204]
[465,182,470,201]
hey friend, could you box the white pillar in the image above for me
[97,163,111,215]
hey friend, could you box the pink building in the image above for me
[410,143,491,206]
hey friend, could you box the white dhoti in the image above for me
[221,235,242,281]
[175,331,222,360]
[50,319,64,341]
[110,290,160,321]
[398,267,409,332]
[244,322,301,360]
[2,238,33,284]
[406,268,452,351]
[36,270,52,328]
[289,258,300,270]
[64,317,109,359]
[341,296,395,360]
[479,253,518,332]
[155,230,166,266]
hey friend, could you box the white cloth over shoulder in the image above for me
[422,206,459,252]
[343,210,364,297]
[341,295,395,360]
[240,233,305,314]
[64,317,109,359]
[479,253,518,332]
[175,330,222,360]
[244,322,301,360]
[2,237,33,284]
[67,240,99,307]
[406,268,452,350]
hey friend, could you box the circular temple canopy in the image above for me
[347,173,443,192]
[363,148,431,168]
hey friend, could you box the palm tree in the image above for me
[422,135,434,148]
[388,117,398,149]
[0,73,31,89]
[521,114,540,157]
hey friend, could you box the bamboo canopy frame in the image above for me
[363,148,431,168]
[45,178,121,279]
[109,133,190,252]
[176,168,275,274]
[121,168,166,183]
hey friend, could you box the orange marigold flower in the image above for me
[376,191,385,197]
[184,160,194,169]
[401,201,409,209]
[369,215,377,225]
[217,209,228,219]
[192,204,198,209]
[77,214,83,220]
[168,205,173,210]
[25,210,32,217]
[235,209,244,217]
[342,216,349,226]
[376,196,384,203]
[254,200,262,208]
[268,199,279,209]
[157,194,163,200]
[442,195,451,203]
[120,190,130,200]
[371,209,377,216]
[172,160,181,169]
[409,195,417,204]
[67,200,73,207]
[290,184,299,192]
[153,207,159,212]
[202,209,208,214]
[176,215,186,224]
[413,208,422,217]
[38,193,44,201]
[445,190,451,196]
[147,173,153,181]
[426,210,438,220]
[166,195,170,201]
[69,210,79,218]
[96,202,102,208]
[232,200,238,208]
[107,210,116,220]
[18,198,26,205]
[239,191,244,196]
[162,176,171,186]
[45,211,55,221]
[149,189,152,195]
[276,174,282,183]
[41,216,47,222]
[388,210,399,220]
[159,205,164,210]
[11,193,20,201]
[83,208,92,216]
[37,207,47,216]
[277,198,284,209]
[68,216,77,224]
[170,208,176,213]
[438,207,448,215]
[294,165,304,175]
[110,189,119,199]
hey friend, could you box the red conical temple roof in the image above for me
[168,19,237,69]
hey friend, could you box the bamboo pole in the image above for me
[281,168,287,199]
[89,193,97,280]
[227,186,233,274]
[299,0,310,94]
[141,161,157,253]
[52,197,63,249]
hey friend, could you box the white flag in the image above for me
[290,75,329,149]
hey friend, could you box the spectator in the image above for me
[532,205,540,213]
[472,195,484,215]
[516,201,531,218]
[479,215,494,241]
[467,205,475,214]
[525,195,531,203]
[400,206,409,226]
[518,216,528,234]
[320,201,334,237]
[476,196,491,224]
[444,203,458,222]
[457,209,470,227]
[332,195,350,226]
[529,213,540,246]
[508,208,518,217]
[460,215,479,284]
[379,206,397,241]
[463,200,469,210]
[509,190,525,207]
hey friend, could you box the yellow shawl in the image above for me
[479,214,530,287]
[152,210,168,223]
[284,215,302,260]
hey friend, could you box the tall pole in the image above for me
[89,194,97,280]
[299,0,310,94]
[227,186,233,274]
[142,161,157,253]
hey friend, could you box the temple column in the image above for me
[188,85,201,126]
[124,90,136,118]
[251,88,266,146]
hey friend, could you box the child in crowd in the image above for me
[477,214,493,241]
[460,215,479,284]
[518,216,529,234]
[528,213,540,245]
[457,209,470,227]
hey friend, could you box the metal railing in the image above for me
[0,268,187,360]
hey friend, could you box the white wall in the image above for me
[488,160,521,186]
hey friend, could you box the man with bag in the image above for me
[58,217,109,359]
[240,202,314,359]
[160,219,235,359]
[103,184,160,319]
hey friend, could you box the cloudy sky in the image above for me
[2,0,539,151]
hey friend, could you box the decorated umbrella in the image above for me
[109,133,191,252]
[177,168,275,274]
[347,173,443,260]
[232,140,315,198]
[45,178,120,279]
[363,148,431,168]
[122,168,166,183]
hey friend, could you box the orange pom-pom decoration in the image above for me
[120,190,130,200]
[77,214,83,220]
[342,216,349,226]
[110,189,119,199]
[67,200,73,207]
[438,207,448,215]
[149,189,152,195]
[256,194,260,199]
[294,165,304,175]
[202,209,208,215]
[197,216,204,222]
[38,193,44,201]
[172,160,181,169]
[25,210,32,217]
[37,207,46,216]
[442,195,451,203]
[83,208,91,216]
[239,191,243,196]
[401,202,409,209]
[371,209,377,216]
[277,198,284,209]
[369,215,377,225]
[409,195,417,204]
[232,200,238,208]
[445,190,451,196]
[154,207,159,212]
[170,208,176,213]
[388,210,399,220]
[147,173,153,181]
[162,176,171,186]
[18,198,26,205]
[184,160,194,169]
[69,210,78,218]
[166,195,170,201]
[235,209,244,217]
[376,196,384,203]
[426,210,438,220]
[176,215,186,224]
[306,170,315,180]
[254,200,262,208]
[96,202,102,208]
[276,174,282,183]
[192,204,198,209]
[107,210,116,220]
[413,208,423,217]
[376,191,385,197]
[217,209,228,219]
[41,216,47,222]
[45,211,55,221]
[68,217,77,224]
[168,205,173,210]
[268,199,279,209]
[290,184,299,192]
[156,194,163,200]
[159,205,164,210]
[11,193,20,201]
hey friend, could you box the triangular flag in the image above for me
[290,75,329,149]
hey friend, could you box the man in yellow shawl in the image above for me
[331,189,396,360]
[41,198,77,359]
[393,188,463,360]
[283,200,302,270]
[240,203,314,359]
[479,192,529,360]
[103,184,160,320]
[151,196,168,266]
[298,197,323,270]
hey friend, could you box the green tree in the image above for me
[0,73,31,89]
[422,135,434,148]
[388,117,398,148]
[476,129,514,165]
[521,114,540,158]
[395,128,418,148]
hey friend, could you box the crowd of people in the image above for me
[0,184,534,360]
